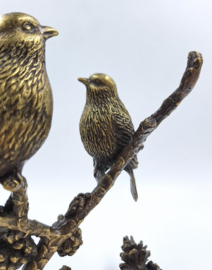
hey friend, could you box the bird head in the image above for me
[78,73,118,105]
[0,12,58,55]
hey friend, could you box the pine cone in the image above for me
[0,231,37,270]
[59,266,71,270]
[119,236,161,270]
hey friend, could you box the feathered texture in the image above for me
[79,73,140,201]
[0,13,57,178]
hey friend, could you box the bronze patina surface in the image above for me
[0,13,203,268]
[79,73,140,201]
[120,236,161,270]
[0,12,58,190]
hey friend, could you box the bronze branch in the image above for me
[0,51,203,269]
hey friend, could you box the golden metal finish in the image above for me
[79,73,139,201]
[120,236,161,270]
[0,13,58,187]
[0,14,203,269]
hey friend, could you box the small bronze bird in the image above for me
[78,73,139,201]
[0,13,58,185]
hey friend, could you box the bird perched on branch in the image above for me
[78,73,139,201]
[0,13,58,187]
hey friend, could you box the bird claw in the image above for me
[2,176,21,192]
[1,170,27,192]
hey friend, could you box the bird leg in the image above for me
[0,164,28,218]
[0,164,31,270]
[94,170,105,183]
[93,158,108,183]
[1,164,26,193]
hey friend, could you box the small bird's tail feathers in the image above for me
[126,167,138,201]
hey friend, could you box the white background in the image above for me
[0,1,212,269]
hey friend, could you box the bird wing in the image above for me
[111,100,134,150]
[112,111,134,147]
[111,99,138,169]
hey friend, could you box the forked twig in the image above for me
[0,51,203,269]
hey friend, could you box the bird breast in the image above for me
[80,104,118,163]
[0,43,53,177]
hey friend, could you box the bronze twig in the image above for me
[0,51,203,269]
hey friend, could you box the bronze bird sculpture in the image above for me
[78,73,139,201]
[0,13,58,187]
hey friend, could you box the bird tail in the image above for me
[125,167,138,201]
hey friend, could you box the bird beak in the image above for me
[78,77,89,86]
[41,26,59,40]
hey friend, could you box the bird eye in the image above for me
[94,79,102,85]
[22,22,34,31]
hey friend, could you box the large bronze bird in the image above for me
[78,73,140,201]
[0,13,58,186]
